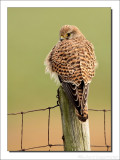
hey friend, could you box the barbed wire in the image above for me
[8,96,111,151]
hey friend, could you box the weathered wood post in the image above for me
[58,86,90,151]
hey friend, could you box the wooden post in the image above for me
[58,86,91,151]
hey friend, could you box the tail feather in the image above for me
[58,75,89,122]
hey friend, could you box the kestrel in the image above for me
[44,25,96,122]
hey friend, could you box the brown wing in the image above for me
[46,38,96,121]
[49,38,96,85]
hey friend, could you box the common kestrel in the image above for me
[44,25,97,122]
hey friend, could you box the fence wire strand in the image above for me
[48,108,50,146]
[21,112,24,151]
[8,97,111,151]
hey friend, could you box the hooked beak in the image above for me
[60,36,64,41]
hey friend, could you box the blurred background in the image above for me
[7,7,111,151]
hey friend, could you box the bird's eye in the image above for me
[67,33,71,37]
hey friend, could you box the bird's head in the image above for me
[59,25,85,41]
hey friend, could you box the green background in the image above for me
[8,8,111,113]
[7,7,111,151]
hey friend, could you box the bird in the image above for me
[44,25,97,122]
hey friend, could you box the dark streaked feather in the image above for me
[58,75,89,119]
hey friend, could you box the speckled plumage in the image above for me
[45,25,97,122]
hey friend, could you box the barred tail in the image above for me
[58,76,89,122]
